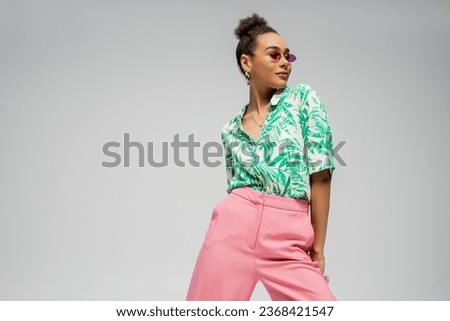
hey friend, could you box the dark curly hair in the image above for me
[234,13,278,76]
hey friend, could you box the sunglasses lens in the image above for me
[270,52,281,61]
[287,54,297,63]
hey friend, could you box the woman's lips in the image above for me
[276,72,288,79]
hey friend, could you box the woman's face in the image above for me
[244,32,294,90]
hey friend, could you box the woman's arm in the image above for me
[309,168,332,283]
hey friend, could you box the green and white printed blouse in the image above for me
[220,83,335,201]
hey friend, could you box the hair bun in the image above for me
[234,13,269,39]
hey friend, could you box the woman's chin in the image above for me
[277,80,288,88]
[268,80,287,89]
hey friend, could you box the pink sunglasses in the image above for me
[269,51,297,63]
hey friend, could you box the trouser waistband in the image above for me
[230,186,309,212]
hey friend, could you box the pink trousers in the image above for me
[186,186,336,301]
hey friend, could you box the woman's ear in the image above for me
[240,54,252,73]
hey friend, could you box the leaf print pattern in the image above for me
[221,83,335,201]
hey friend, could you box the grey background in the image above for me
[1,0,449,300]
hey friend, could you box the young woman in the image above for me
[186,13,337,301]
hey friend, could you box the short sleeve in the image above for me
[302,84,335,178]
[221,130,235,193]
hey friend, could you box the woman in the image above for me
[186,13,337,301]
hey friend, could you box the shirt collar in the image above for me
[269,86,288,107]
[236,85,289,121]
[230,85,290,136]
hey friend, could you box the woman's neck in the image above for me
[247,84,277,115]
